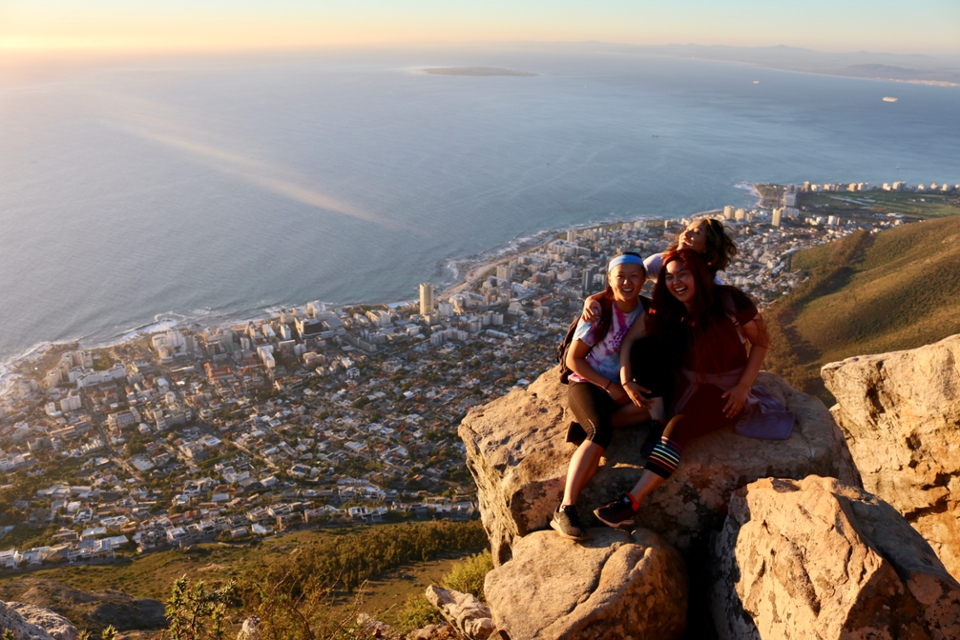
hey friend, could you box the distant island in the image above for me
[423,67,537,77]
[521,42,960,86]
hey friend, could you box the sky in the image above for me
[1,0,959,55]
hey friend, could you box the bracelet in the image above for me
[604,380,611,391]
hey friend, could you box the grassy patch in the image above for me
[798,191,960,220]
[765,216,960,402]
[392,550,493,634]
[0,522,488,639]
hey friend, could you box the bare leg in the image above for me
[627,469,665,507]
[561,440,604,507]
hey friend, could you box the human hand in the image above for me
[721,383,750,418]
[606,382,630,405]
[582,298,601,323]
[623,381,652,409]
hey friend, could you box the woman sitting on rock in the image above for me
[552,252,665,540]
[578,219,738,451]
[593,248,793,528]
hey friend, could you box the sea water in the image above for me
[1,48,959,363]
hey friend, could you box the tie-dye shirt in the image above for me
[568,302,645,385]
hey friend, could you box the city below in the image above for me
[0,180,951,570]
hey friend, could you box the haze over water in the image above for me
[2,49,959,363]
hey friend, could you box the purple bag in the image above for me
[734,385,795,440]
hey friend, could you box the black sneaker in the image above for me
[594,495,638,528]
[550,505,587,540]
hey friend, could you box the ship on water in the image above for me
[883,96,898,102]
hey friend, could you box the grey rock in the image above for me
[0,600,71,640]
[822,333,960,579]
[6,603,77,640]
[484,527,686,640]
[710,475,960,640]
[459,366,860,565]
[236,615,260,640]
[424,586,494,640]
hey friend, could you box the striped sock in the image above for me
[645,437,683,479]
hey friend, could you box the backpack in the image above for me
[557,296,650,384]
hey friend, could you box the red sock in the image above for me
[628,494,640,510]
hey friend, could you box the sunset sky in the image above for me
[2,0,959,54]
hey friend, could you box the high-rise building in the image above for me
[419,283,434,315]
[566,230,577,242]
[723,205,734,220]
[772,208,782,228]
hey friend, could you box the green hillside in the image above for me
[765,216,960,402]
[0,520,486,637]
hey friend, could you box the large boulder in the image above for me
[0,601,76,640]
[6,603,78,640]
[822,333,960,579]
[484,527,686,640]
[710,475,960,640]
[459,366,861,565]
[0,579,166,633]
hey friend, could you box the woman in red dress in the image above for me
[593,248,792,527]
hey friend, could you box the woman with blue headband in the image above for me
[551,251,665,540]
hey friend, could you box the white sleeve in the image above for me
[644,253,664,282]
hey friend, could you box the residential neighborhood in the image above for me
[0,182,917,571]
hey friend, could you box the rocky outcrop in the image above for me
[424,587,495,640]
[822,333,960,579]
[406,625,460,640]
[459,366,860,565]
[236,615,260,640]
[0,601,77,640]
[710,475,960,640]
[484,527,687,640]
[6,603,78,640]
[0,579,166,634]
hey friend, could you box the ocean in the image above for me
[1,47,959,365]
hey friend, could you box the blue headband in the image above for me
[607,254,645,272]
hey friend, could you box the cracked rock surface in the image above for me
[484,527,687,640]
[710,475,960,640]
[424,586,495,640]
[0,601,76,640]
[822,333,960,579]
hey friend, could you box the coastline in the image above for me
[0,202,739,378]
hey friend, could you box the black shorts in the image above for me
[567,381,620,450]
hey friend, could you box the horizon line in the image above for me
[3,39,959,59]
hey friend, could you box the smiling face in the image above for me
[607,263,645,307]
[664,258,696,307]
[679,220,708,253]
